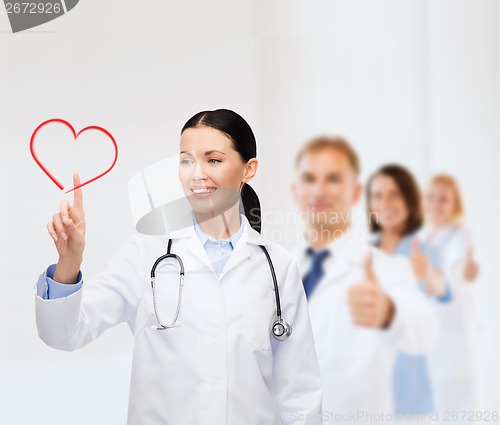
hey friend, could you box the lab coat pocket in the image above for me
[241,281,277,351]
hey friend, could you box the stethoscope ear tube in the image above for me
[151,253,185,280]
[259,245,292,341]
[258,245,281,317]
[151,248,185,330]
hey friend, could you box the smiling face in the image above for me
[424,182,457,227]
[178,126,257,215]
[368,174,409,234]
[292,147,361,227]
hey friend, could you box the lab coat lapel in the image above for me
[320,255,355,285]
[167,214,268,280]
[167,224,216,274]
[302,230,366,290]
[218,245,251,281]
[187,234,218,274]
[420,224,455,248]
[327,234,366,282]
[218,215,267,281]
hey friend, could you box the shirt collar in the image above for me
[164,210,268,248]
[192,211,244,249]
[298,226,369,264]
[371,231,417,254]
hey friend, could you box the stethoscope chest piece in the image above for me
[272,318,292,341]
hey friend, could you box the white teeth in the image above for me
[192,188,216,194]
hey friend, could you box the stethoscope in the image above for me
[150,238,292,341]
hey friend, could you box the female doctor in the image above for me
[419,174,480,418]
[366,164,451,417]
[35,109,322,425]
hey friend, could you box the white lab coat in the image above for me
[35,214,323,425]
[419,225,480,418]
[294,231,439,424]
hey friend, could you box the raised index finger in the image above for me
[73,172,84,209]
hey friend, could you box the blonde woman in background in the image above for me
[419,174,480,420]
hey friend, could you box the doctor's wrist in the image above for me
[380,296,395,329]
[53,256,82,284]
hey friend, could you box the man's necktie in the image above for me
[302,247,331,299]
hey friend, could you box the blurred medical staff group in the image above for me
[290,135,480,424]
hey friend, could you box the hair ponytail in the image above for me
[181,108,261,232]
[241,183,261,233]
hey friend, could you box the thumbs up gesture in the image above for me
[46,173,86,283]
[410,237,448,296]
[410,238,430,281]
[463,248,479,283]
[348,251,395,329]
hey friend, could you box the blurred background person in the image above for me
[291,137,438,424]
[366,164,451,417]
[419,174,480,420]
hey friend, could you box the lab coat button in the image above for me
[209,329,220,339]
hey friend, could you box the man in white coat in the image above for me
[291,136,439,424]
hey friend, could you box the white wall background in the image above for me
[0,1,498,424]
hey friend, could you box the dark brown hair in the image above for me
[366,164,423,235]
[181,109,261,233]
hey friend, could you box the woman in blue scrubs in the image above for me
[365,164,451,416]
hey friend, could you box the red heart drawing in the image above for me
[30,118,118,194]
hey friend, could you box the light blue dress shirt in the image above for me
[373,232,452,415]
[192,213,244,277]
[42,263,83,299]
[42,213,245,300]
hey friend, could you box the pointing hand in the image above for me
[47,172,86,264]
